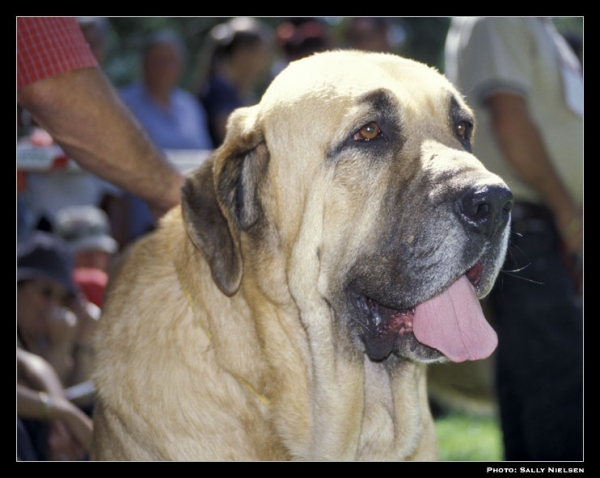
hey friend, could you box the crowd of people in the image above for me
[16,17,582,462]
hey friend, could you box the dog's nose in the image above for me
[457,185,513,237]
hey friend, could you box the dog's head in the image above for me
[182,50,512,365]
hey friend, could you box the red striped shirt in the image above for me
[17,17,98,89]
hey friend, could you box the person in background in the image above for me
[18,232,80,382]
[77,17,109,65]
[18,17,124,239]
[18,348,93,461]
[343,17,393,53]
[119,29,213,243]
[444,17,583,461]
[17,231,99,460]
[75,17,130,247]
[17,17,184,227]
[54,205,118,310]
[196,17,272,147]
[17,232,98,388]
[52,205,117,410]
[271,17,332,78]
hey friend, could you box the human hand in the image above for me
[47,419,86,461]
[48,395,93,458]
[67,294,99,345]
[30,127,55,147]
[46,306,78,347]
[147,172,185,220]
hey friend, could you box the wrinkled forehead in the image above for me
[258,51,472,152]
[260,51,467,116]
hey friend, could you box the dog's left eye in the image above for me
[456,120,472,140]
[354,122,382,142]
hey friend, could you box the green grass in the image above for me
[435,411,503,461]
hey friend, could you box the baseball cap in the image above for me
[54,205,118,255]
[17,231,76,294]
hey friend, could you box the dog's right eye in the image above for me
[455,120,472,140]
[354,122,382,142]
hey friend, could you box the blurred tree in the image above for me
[399,17,451,70]
[553,17,583,64]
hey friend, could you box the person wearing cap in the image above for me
[17,231,80,383]
[55,205,118,309]
[18,229,99,389]
[52,205,118,404]
[17,231,95,460]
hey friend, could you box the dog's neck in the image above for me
[177,223,436,460]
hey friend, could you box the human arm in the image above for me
[17,67,184,219]
[486,92,583,255]
[17,348,64,398]
[17,348,93,454]
[17,384,93,450]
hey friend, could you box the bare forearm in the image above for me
[17,351,67,421]
[487,93,582,250]
[17,67,184,217]
[17,348,65,398]
[18,384,93,449]
[17,384,54,420]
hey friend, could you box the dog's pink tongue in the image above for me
[413,275,497,363]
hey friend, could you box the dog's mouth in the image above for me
[350,262,497,363]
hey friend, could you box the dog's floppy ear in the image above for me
[181,106,269,296]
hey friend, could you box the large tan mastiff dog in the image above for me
[91,50,513,461]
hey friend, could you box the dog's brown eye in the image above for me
[456,120,470,139]
[354,122,381,142]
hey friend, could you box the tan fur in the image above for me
[91,51,510,461]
